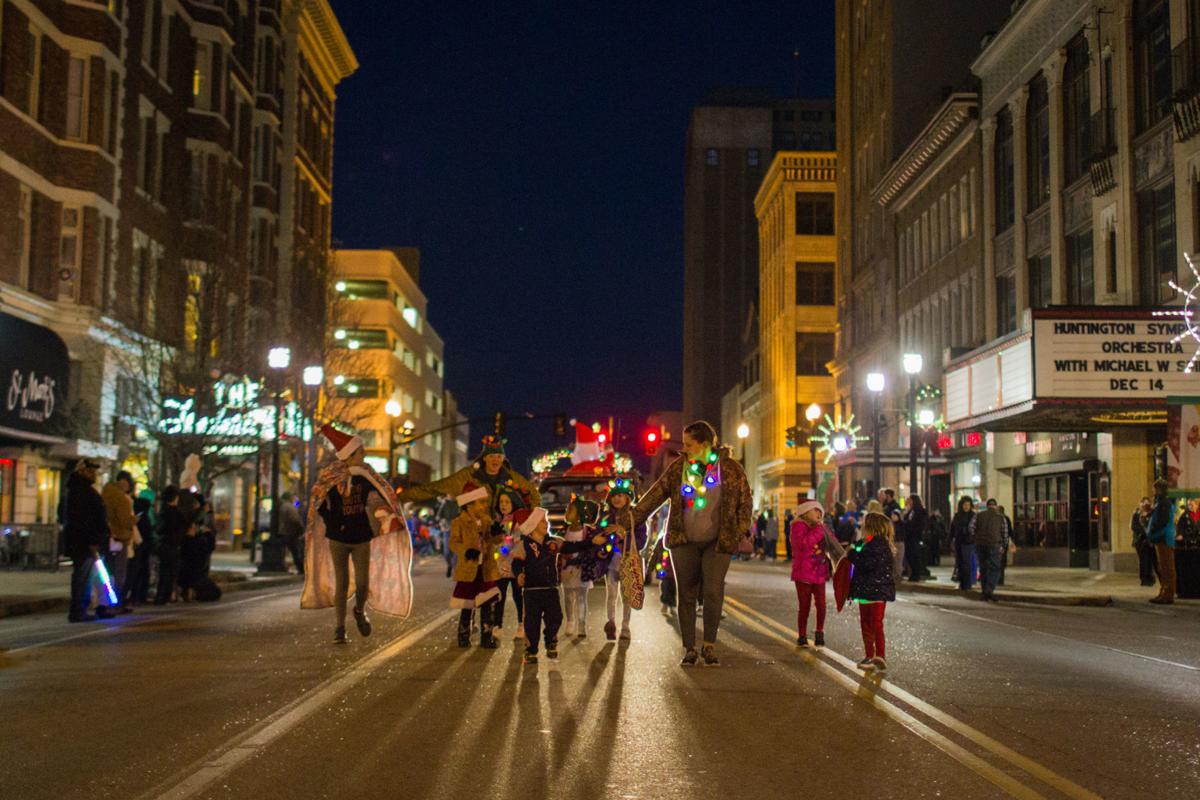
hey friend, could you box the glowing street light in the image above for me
[867,372,886,393]
[302,365,323,386]
[267,346,291,370]
[902,353,923,375]
[736,423,750,440]
[805,403,822,423]
[867,372,885,492]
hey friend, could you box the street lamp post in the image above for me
[301,365,323,497]
[917,406,936,502]
[867,372,885,497]
[736,422,750,465]
[805,403,822,499]
[261,345,291,573]
[903,353,923,501]
[385,398,402,479]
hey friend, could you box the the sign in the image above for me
[1167,398,1200,493]
[1033,312,1199,398]
[0,312,70,437]
[160,378,312,442]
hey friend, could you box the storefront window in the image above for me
[0,459,14,521]
[35,468,60,524]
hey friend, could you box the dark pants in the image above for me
[906,537,927,580]
[154,551,180,604]
[956,543,975,589]
[69,554,94,619]
[671,540,732,650]
[124,546,152,605]
[927,534,941,566]
[976,544,1003,598]
[496,577,523,627]
[784,534,793,560]
[522,588,562,655]
[998,547,1008,586]
[1137,542,1157,586]
[285,535,305,575]
[762,539,777,561]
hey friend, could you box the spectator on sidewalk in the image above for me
[64,459,112,622]
[783,508,794,561]
[997,505,1015,586]
[125,490,157,606]
[102,470,138,613]
[880,489,903,580]
[179,500,220,602]
[950,497,976,590]
[1147,480,1176,605]
[973,499,1006,602]
[279,492,306,575]
[763,509,778,561]
[902,494,930,581]
[154,486,190,605]
[754,510,767,558]
[927,509,947,566]
[1131,497,1156,587]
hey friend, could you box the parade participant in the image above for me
[560,497,598,638]
[492,486,528,639]
[846,512,896,672]
[302,425,413,644]
[400,435,540,511]
[631,420,753,667]
[510,507,605,665]
[449,481,505,648]
[597,478,647,641]
[789,500,844,647]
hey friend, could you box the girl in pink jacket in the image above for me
[790,500,841,647]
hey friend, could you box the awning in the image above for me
[0,312,71,441]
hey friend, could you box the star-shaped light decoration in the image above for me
[1152,252,1200,373]
[812,413,862,463]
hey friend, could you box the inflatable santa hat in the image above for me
[571,421,602,465]
[320,423,364,460]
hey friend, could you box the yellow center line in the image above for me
[725,595,1103,800]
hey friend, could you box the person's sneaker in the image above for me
[523,653,538,665]
[856,658,875,671]
[814,631,825,647]
[457,632,471,648]
[796,634,809,647]
[68,613,97,623]
[661,603,670,615]
[701,645,720,667]
[577,630,587,639]
[667,606,677,618]
[480,631,498,649]
[619,627,632,640]
[605,620,617,640]
[333,627,348,644]
[871,656,888,671]
[546,646,558,659]
[353,607,372,637]
[680,648,699,666]
[1150,596,1175,605]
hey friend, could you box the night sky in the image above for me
[329,1,835,470]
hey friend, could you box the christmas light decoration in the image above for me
[1153,252,1200,372]
[94,556,119,606]
[811,413,863,463]
[532,447,572,474]
[681,450,721,508]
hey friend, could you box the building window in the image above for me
[1106,227,1118,295]
[184,271,203,353]
[66,56,89,140]
[402,305,421,331]
[747,148,760,167]
[334,328,390,350]
[333,378,380,399]
[16,185,33,289]
[189,150,209,220]
[1066,229,1094,305]
[996,274,1017,336]
[994,109,1015,233]
[795,193,834,235]
[194,40,213,110]
[795,333,835,375]
[1137,182,1176,304]
[795,262,834,305]
[1028,254,1052,310]
[102,70,119,153]
[25,24,42,119]
[1062,34,1091,184]
[1027,75,1050,211]
[60,206,82,273]
[705,148,718,166]
[335,278,390,300]
[1134,0,1172,133]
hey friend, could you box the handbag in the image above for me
[620,529,644,609]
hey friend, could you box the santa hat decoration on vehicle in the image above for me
[513,506,547,534]
[456,481,489,508]
[320,423,364,461]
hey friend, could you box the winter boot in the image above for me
[353,607,371,637]
[604,620,617,640]
[814,631,825,647]
[333,627,348,644]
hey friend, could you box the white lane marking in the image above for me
[139,610,448,800]
[725,596,1104,800]
[4,589,295,654]
[720,603,1048,800]
[929,604,1200,673]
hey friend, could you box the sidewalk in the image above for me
[0,550,302,619]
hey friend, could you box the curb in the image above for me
[0,574,302,620]
[899,580,1113,607]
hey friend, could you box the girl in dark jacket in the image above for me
[949,497,976,590]
[846,512,896,672]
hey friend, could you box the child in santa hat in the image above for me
[789,500,846,647]
[510,507,605,665]
[560,496,598,638]
[597,478,647,641]
[301,424,412,644]
[493,486,528,640]
[449,481,505,648]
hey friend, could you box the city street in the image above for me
[2,559,1196,800]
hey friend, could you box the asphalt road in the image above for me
[1,558,1196,800]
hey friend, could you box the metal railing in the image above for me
[0,523,61,570]
[1085,110,1118,196]
[1172,37,1200,141]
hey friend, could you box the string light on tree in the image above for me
[1152,252,1200,372]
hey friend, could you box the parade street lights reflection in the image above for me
[866,371,885,495]
[903,353,923,499]
[262,346,291,573]
[805,403,822,499]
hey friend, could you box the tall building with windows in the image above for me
[754,151,839,515]
[329,249,448,483]
[682,92,834,427]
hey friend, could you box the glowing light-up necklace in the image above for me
[680,450,721,510]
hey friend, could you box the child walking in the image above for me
[790,500,844,647]
[493,487,527,640]
[560,497,598,638]
[449,482,504,649]
[510,507,604,665]
[598,479,647,641]
[845,511,896,672]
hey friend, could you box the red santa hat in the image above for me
[797,500,824,518]
[513,506,547,534]
[456,481,489,508]
[321,423,364,461]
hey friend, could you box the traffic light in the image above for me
[492,411,506,436]
[785,426,800,448]
[553,413,568,437]
[643,429,659,456]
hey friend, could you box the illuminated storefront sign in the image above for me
[160,378,312,442]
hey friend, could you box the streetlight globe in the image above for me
[268,346,291,370]
[832,433,851,452]
[867,372,886,393]
[403,419,416,434]
[302,365,323,386]
[902,353,923,375]
[918,408,936,426]
[805,403,822,423]
[736,423,750,440]
[385,399,402,418]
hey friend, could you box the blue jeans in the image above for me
[976,544,1003,598]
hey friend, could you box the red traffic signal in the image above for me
[644,430,659,456]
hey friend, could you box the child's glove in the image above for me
[464,548,481,561]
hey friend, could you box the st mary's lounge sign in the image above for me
[0,312,70,439]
